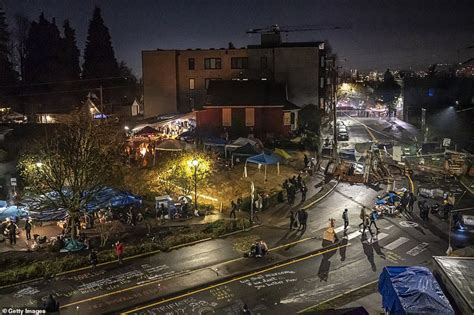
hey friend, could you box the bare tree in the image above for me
[18,114,122,239]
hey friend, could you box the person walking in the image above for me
[230,200,237,219]
[358,207,367,231]
[237,198,242,212]
[7,221,18,245]
[408,192,416,212]
[89,249,98,273]
[301,185,307,202]
[288,210,296,230]
[24,219,32,241]
[369,209,379,233]
[342,209,349,230]
[362,215,373,236]
[299,209,308,231]
[304,154,309,168]
[114,240,124,264]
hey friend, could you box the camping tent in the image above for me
[378,266,454,315]
[274,148,291,160]
[225,137,262,158]
[136,126,159,136]
[232,143,260,166]
[155,139,184,151]
[0,205,29,221]
[244,153,280,181]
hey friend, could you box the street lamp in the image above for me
[191,159,199,212]
[35,162,43,168]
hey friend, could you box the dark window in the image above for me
[231,57,248,69]
[188,58,195,70]
[204,58,222,69]
[205,78,222,89]
[260,56,268,69]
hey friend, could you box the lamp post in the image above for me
[191,159,199,212]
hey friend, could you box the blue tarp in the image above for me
[246,153,280,165]
[24,187,142,221]
[378,266,454,315]
[0,205,29,221]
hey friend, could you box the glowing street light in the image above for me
[124,126,130,131]
[35,162,43,168]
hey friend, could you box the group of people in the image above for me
[287,209,309,231]
[249,240,269,258]
[357,207,380,236]
[282,173,308,205]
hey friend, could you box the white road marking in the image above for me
[406,242,429,256]
[347,230,362,240]
[384,237,410,250]
[384,225,394,230]
[371,232,388,242]
[334,225,346,233]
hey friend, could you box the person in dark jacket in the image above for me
[43,294,59,312]
[342,209,349,230]
[288,210,296,230]
[25,220,32,240]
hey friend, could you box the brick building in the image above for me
[142,33,334,118]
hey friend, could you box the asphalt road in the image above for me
[122,212,448,315]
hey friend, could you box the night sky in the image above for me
[2,0,473,77]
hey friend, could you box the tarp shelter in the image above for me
[232,143,260,166]
[155,139,184,151]
[378,266,454,315]
[204,137,227,155]
[136,126,159,136]
[26,187,142,221]
[274,148,291,160]
[0,205,29,221]
[244,153,280,181]
[225,137,262,158]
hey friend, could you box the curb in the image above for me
[301,180,339,210]
[0,225,260,290]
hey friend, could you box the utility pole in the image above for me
[327,56,339,162]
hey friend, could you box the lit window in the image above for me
[245,108,255,126]
[189,78,195,90]
[222,108,232,126]
[204,58,222,69]
[231,57,248,69]
[261,77,267,81]
[283,112,291,126]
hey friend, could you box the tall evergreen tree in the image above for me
[82,6,119,79]
[376,69,401,117]
[24,13,62,84]
[0,7,18,89]
[61,20,80,81]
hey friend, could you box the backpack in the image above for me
[370,211,377,221]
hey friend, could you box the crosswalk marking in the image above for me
[384,225,394,230]
[371,232,388,242]
[406,242,429,256]
[347,230,361,240]
[384,237,410,250]
[334,225,346,233]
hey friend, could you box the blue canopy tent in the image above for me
[0,205,29,221]
[378,266,454,315]
[244,153,280,181]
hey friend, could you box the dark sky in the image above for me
[2,0,473,77]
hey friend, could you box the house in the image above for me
[142,32,335,117]
[32,97,103,124]
[195,80,299,139]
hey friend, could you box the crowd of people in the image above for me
[281,173,308,205]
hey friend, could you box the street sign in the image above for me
[10,177,17,186]
[443,138,451,147]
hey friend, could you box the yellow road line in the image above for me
[406,174,415,193]
[122,243,350,315]
[60,235,319,310]
[301,181,339,210]
[297,279,378,313]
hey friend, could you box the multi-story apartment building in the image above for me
[142,33,333,118]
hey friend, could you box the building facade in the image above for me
[196,80,299,139]
[142,34,333,117]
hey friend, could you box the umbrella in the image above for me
[156,139,185,151]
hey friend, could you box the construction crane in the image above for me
[246,24,351,34]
